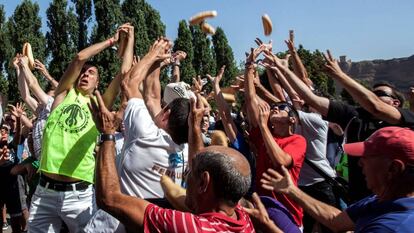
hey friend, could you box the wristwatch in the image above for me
[98,134,116,145]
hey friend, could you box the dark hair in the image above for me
[81,62,100,80]
[194,150,251,206]
[167,98,190,145]
[373,81,404,107]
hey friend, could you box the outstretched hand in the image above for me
[261,166,295,195]
[323,50,344,78]
[258,101,270,128]
[243,193,282,233]
[8,102,26,118]
[88,90,123,134]
[188,93,205,129]
[207,65,226,89]
[148,38,173,63]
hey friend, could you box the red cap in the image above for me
[344,127,414,165]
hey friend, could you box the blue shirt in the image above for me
[346,195,414,232]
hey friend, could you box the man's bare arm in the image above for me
[265,53,329,116]
[324,50,403,124]
[103,24,135,109]
[262,167,354,232]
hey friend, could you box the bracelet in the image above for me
[98,134,116,145]
[108,38,114,47]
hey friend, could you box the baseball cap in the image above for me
[163,82,195,105]
[344,127,414,165]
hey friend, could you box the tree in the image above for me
[212,27,238,87]
[91,0,122,91]
[6,0,46,102]
[295,45,335,97]
[72,0,92,50]
[172,20,196,84]
[46,0,78,79]
[0,5,9,97]
[191,25,216,77]
[140,1,165,41]
[121,0,150,57]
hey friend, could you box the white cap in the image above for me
[163,82,195,105]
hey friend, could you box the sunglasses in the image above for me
[374,90,396,99]
[270,103,291,112]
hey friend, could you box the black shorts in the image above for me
[0,166,23,217]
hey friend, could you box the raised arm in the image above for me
[14,55,38,113]
[323,50,403,124]
[102,24,135,109]
[143,39,173,119]
[285,31,313,88]
[188,94,205,169]
[244,47,265,128]
[262,166,354,232]
[54,27,122,101]
[34,59,59,89]
[257,103,293,167]
[19,57,51,106]
[207,66,238,142]
[171,51,186,83]
[265,53,330,116]
[89,91,149,231]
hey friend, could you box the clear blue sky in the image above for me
[3,0,414,63]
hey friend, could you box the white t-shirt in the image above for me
[117,98,188,198]
[296,111,336,186]
[85,98,188,233]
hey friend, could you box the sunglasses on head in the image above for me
[374,90,396,99]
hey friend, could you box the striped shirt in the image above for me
[144,204,256,233]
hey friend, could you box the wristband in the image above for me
[108,38,114,47]
[98,134,116,145]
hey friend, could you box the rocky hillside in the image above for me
[338,55,414,93]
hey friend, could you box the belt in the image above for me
[39,175,90,192]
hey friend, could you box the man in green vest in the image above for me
[27,24,134,233]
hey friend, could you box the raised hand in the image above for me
[258,101,270,127]
[8,102,26,118]
[88,90,123,134]
[18,55,29,68]
[192,75,203,94]
[12,54,22,69]
[243,193,282,233]
[148,38,173,63]
[323,50,344,78]
[261,166,295,194]
[207,65,226,89]
[173,50,187,63]
[188,93,205,129]
[254,38,273,53]
[34,59,47,74]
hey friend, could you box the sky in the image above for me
[2,0,414,63]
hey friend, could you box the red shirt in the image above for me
[144,204,256,233]
[250,127,306,226]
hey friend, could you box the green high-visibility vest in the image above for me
[40,89,98,183]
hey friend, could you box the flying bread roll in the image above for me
[262,14,273,36]
[22,42,35,70]
[189,10,217,25]
[117,31,127,58]
[201,22,216,35]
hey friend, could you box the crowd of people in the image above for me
[0,22,414,233]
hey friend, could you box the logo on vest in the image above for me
[57,104,89,133]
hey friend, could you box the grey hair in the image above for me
[194,150,251,206]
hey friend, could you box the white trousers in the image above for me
[28,184,97,233]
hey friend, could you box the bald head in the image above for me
[194,146,251,206]
[200,146,251,176]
